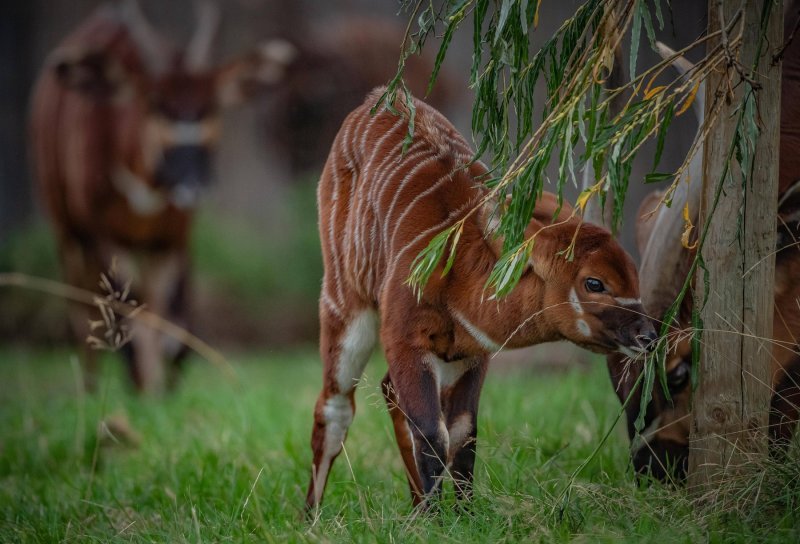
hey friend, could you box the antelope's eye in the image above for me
[585,277,605,293]
[667,361,691,392]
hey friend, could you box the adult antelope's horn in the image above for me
[637,42,705,321]
[185,0,220,72]
[120,0,173,75]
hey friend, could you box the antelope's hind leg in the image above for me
[306,307,378,511]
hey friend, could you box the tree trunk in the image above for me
[689,0,782,495]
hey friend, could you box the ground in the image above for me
[0,348,798,542]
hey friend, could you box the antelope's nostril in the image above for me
[635,329,658,352]
[644,330,658,351]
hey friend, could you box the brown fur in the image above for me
[306,89,656,509]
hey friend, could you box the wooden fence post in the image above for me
[688,0,782,495]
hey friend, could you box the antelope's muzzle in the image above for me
[155,144,211,209]
[616,317,658,357]
[632,435,688,482]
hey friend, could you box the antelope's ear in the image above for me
[50,48,129,97]
[216,39,297,107]
[477,199,506,258]
[528,233,558,280]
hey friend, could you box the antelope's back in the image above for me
[318,88,483,308]
[29,7,143,237]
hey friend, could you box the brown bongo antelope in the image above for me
[30,0,295,393]
[607,33,800,481]
[306,88,658,510]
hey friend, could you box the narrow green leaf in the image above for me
[629,0,642,80]
[634,356,656,434]
[644,172,673,184]
[494,0,515,44]
[652,102,674,172]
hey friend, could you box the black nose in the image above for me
[156,145,211,189]
[643,329,658,352]
[633,325,658,353]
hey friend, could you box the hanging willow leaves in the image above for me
[384,1,741,301]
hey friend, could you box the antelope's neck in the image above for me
[446,229,556,353]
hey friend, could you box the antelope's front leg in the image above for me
[440,357,487,501]
[383,346,448,505]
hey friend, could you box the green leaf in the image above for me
[485,241,533,298]
[639,0,657,50]
[634,355,656,434]
[407,225,457,299]
[652,102,674,172]
[629,0,642,80]
[494,0,515,44]
[644,172,674,184]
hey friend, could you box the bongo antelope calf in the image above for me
[306,88,657,509]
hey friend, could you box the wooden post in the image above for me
[689,0,782,495]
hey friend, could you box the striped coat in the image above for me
[306,88,655,509]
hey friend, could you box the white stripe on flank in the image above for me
[384,200,473,293]
[321,291,345,320]
[354,116,406,291]
[381,153,439,246]
[372,143,429,220]
[343,113,370,272]
[451,309,501,352]
[569,287,583,315]
[614,297,642,306]
[390,169,456,251]
[368,141,430,291]
[326,140,347,307]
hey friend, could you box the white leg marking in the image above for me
[451,309,501,352]
[336,309,379,391]
[447,413,473,457]
[423,353,474,389]
[569,287,583,315]
[405,419,420,480]
[314,393,355,500]
[438,418,450,457]
[576,318,591,337]
[323,395,354,457]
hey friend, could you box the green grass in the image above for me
[1,348,798,542]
